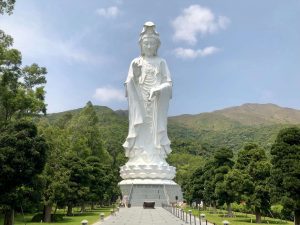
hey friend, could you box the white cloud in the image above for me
[172,5,230,45]
[0,10,106,65]
[93,86,126,102]
[96,6,120,18]
[174,46,220,59]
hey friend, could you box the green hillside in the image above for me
[169,103,300,129]
[45,103,300,157]
[168,103,300,154]
[42,103,300,186]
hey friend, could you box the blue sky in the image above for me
[1,0,299,115]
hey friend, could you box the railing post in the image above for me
[199,213,201,225]
[186,210,188,223]
[189,210,192,224]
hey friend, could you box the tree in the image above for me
[0,30,47,125]
[185,166,205,204]
[270,127,300,225]
[213,147,235,216]
[37,121,70,222]
[167,153,203,187]
[85,156,107,208]
[85,156,119,207]
[0,121,48,225]
[186,147,234,213]
[187,158,217,208]
[0,28,47,225]
[36,103,120,218]
[63,155,90,216]
[66,101,111,162]
[0,0,15,15]
[223,168,254,206]
[235,143,271,223]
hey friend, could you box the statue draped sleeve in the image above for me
[123,58,172,158]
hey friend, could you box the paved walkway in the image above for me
[93,207,214,225]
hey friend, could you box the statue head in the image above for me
[139,21,161,57]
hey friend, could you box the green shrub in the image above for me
[271,204,283,218]
[231,202,249,213]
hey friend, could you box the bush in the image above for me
[230,202,249,213]
[270,204,283,218]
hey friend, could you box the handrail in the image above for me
[128,183,134,205]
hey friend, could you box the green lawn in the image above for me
[183,208,294,225]
[0,207,113,225]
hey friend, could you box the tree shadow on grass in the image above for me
[55,218,74,224]
[235,218,289,224]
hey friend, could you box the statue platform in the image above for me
[119,179,183,207]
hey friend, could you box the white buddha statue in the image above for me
[120,22,175,180]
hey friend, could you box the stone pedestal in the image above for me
[120,164,176,179]
[119,164,183,206]
[119,179,182,207]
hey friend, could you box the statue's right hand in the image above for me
[132,59,142,77]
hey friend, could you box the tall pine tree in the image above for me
[271,127,300,225]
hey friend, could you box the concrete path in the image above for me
[93,207,214,225]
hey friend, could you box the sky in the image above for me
[0,0,299,116]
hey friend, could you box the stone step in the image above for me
[119,183,183,207]
[129,185,168,206]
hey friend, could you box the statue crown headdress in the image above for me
[139,21,161,56]
[139,21,160,42]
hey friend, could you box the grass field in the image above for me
[0,207,113,225]
[183,208,294,225]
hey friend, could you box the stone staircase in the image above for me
[129,184,168,206]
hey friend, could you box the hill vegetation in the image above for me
[169,103,300,154]
[48,103,300,156]
[43,103,300,187]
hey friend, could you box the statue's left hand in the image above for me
[149,87,160,100]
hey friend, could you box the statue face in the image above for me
[141,37,158,57]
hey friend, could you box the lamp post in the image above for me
[100,213,105,221]
[222,220,230,225]
[81,220,88,225]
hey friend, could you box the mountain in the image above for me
[168,103,300,154]
[169,103,300,130]
[45,103,300,156]
[215,103,300,125]
[47,105,127,125]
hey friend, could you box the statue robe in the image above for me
[123,56,172,165]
